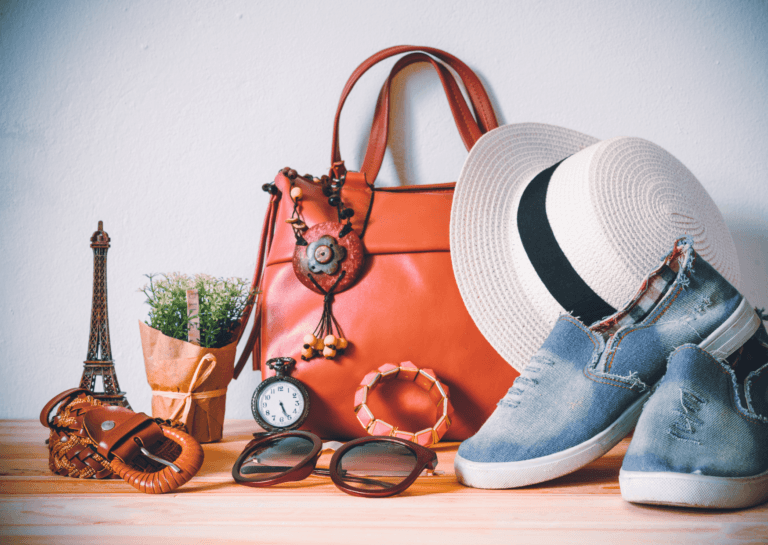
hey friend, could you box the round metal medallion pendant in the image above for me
[293,221,364,294]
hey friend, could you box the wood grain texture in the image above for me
[2,420,767,544]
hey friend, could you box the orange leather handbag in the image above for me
[234,46,519,440]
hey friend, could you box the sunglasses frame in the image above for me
[231,430,438,498]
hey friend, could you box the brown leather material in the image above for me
[362,53,483,184]
[83,406,164,463]
[40,388,91,429]
[330,45,499,173]
[110,426,204,494]
[237,47,517,440]
[58,438,113,479]
[234,189,281,378]
[42,389,204,492]
[265,175,455,265]
[44,391,122,480]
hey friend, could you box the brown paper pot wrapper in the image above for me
[140,321,236,443]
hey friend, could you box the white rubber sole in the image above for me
[698,297,760,360]
[619,467,768,509]
[454,297,760,490]
[454,391,650,489]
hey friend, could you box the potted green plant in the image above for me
[139,273,254,443]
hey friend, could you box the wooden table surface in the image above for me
[1,419,766,544]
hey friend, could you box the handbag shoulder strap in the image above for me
[329,45,499,178]
[233,189,281,379]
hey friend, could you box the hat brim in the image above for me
[450,123,599,371]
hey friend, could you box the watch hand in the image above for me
[279,401,290,417]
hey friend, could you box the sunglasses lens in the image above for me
[237,435,315,482]
[336,441,418,491]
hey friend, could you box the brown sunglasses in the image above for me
[231,431,439,498]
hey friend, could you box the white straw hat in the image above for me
[450,123,740,372]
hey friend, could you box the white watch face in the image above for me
[257,380,305,428]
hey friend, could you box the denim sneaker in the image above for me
[619,326,768,509]
[454,237,761,489]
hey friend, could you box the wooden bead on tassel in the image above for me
[336,338,348,350]
[303,334,317,349]
[324,335,337,349]
[301,347,315,361]
[323,346,337,359]
[290,187,303,201]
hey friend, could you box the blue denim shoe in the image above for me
[455,237,761,489]
[619,327,768,509]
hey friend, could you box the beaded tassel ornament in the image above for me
[278,168,365,361]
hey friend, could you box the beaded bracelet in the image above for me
[353,362,453,447]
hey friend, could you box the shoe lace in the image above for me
[501,354,554,407]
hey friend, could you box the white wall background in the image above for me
[1,0,766,420]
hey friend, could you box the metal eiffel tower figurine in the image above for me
[79,221,131,409]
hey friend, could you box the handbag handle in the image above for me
[329,45,499,180]
[360,52,483,184]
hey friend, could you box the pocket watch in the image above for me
[251,357,310,432]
